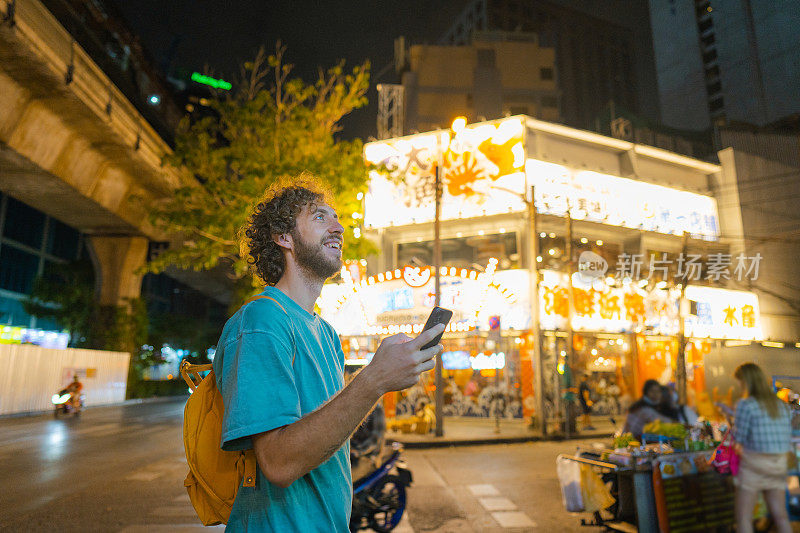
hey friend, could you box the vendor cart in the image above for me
[557,452,657,533]
[558,448,735,532]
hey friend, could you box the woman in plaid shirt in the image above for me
[733,362,792,533]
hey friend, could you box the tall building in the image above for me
[397,32,559,134]
[650,0,800,130]
[436,0,661,130]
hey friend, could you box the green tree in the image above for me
[23,259,97,347]
[146,44,373,296]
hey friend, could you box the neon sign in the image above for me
[318,263,529,335]
[538,270,761,339]
[190,72,232,90]
[684,286,762,340]
[526,160,719,240]
[363,117,527,228]
[402,265,431,287]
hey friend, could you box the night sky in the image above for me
[114,0,470,139]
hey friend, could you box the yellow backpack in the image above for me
[180,295,286,526]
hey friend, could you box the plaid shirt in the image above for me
[733,397,792,453]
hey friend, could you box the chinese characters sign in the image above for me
[539,270,680,334]
[527,159,720,240]
[684,286,762,340]
[539,270,761,339]
[363,117,527,228]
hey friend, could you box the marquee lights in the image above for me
[334,262,517,312]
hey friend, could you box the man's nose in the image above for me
[330,220,345,234]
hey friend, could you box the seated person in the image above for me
[623,379,674,439]
[658,384,698,426]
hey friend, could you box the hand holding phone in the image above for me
[364,307,452,394]
[420,306,453,350]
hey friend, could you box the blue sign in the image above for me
[441,350,471,370]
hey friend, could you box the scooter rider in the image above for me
[66,374,83,412]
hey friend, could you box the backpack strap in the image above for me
[243,294,287,313]
[180,361,212,391]
[237,294,294,486]
[242,449,257,488]
[241,294,296,366]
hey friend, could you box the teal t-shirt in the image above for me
[212,286,351,532]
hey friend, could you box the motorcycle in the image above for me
[52,388,83,417]
[349,441,412,533]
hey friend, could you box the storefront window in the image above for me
[396,232,519,270]
[389,334,525,420]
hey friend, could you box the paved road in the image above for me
[0,399,603,532]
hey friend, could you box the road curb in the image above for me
[388,432,614,449]
[0,395,188,419]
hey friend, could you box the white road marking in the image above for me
[468,483,500,497]
[491,511,537,528]
[478,497,517,511]
[125,470,163,482]
[393,510,414,532]
[407,454,446,486]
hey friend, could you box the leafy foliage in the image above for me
[23,259,97,347]
[146,44,374,291]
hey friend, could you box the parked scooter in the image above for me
[349,442,412,533]
[346,387,411,532]
[52,388,83,417]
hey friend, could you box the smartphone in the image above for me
[419,306,453,350]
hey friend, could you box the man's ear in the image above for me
[273,233,293,251]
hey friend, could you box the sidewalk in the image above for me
[387,415,619,448]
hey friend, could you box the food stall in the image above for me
[557,422,734,532]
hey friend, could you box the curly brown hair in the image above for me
[241,173,334,285]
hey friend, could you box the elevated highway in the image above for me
[0,0,230,305]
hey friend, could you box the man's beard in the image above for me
[293,232,342,281]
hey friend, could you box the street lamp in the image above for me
[433,116,466,438]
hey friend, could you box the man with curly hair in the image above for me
[212,175,444,532]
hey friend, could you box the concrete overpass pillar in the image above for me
[89,235,149,306]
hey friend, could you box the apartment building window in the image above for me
[705,65,720,79]
[709,95,725,112]
[477,48,496,68]
[702,48,718,63]
[541,95,559,108]
[706,80,722,96]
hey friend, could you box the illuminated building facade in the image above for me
[319,115,794,424]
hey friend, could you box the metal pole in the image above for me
[564,212,574,438]
[434,144,444,437]
[528,186,546,435]
[676,231,689,404]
